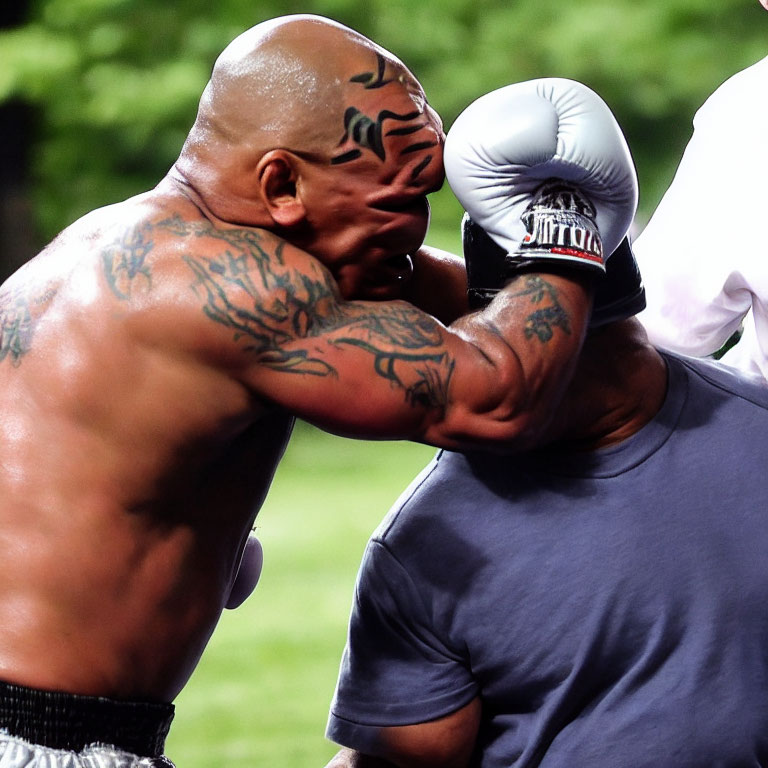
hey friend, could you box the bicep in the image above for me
[242,296,467,441]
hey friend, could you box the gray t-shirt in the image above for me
[327,354,768,767]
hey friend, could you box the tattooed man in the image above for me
[0,15,639,767]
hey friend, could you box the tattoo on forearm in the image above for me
[509,276,572,343]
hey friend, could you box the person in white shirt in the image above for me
[634,0,768,379]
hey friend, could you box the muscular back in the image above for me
[0,185,295,701]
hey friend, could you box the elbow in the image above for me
[427,381,558,452]
[422,326,574,451]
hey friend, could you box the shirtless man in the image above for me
[0,15,636,767]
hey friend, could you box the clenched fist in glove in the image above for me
[445,78,639,305]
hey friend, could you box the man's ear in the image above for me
[257,150,307,228]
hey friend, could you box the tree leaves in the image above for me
[1,0,766,243]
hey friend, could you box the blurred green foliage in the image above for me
[1,0,766,246]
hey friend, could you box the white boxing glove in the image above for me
[444,78,638,275]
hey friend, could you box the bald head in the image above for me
[168,14,445,299]
[176,15,427,186]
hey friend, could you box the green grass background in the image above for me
[166,421,437,767]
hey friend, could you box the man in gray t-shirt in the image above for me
[324,289,768,766]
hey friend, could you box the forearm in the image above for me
[400,248,594,450]
[425,77,637,448]
[422,269,593,450]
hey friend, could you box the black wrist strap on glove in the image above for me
[590,236,646,327]
[462,216,645,327]
[461,214,509,310]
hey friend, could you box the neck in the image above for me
[162,165,268,230]
[544,318,668,451]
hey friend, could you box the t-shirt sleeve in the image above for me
[326,539,478,752]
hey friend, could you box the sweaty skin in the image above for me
[0,15,592,703]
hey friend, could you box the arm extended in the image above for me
[197,228,593,451]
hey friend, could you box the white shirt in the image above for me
[635,54,768,379]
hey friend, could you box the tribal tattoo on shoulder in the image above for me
[102,222,154,300]
[154,215,453,409]
[0,285,57,367]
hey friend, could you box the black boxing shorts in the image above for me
[0,679,175,767]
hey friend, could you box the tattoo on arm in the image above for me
[153,216,455,409]
[181,235,338,378]
[96,218,572,413]
[330,310,454,409]
[97,218,573,412]
[510,276,572,343]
